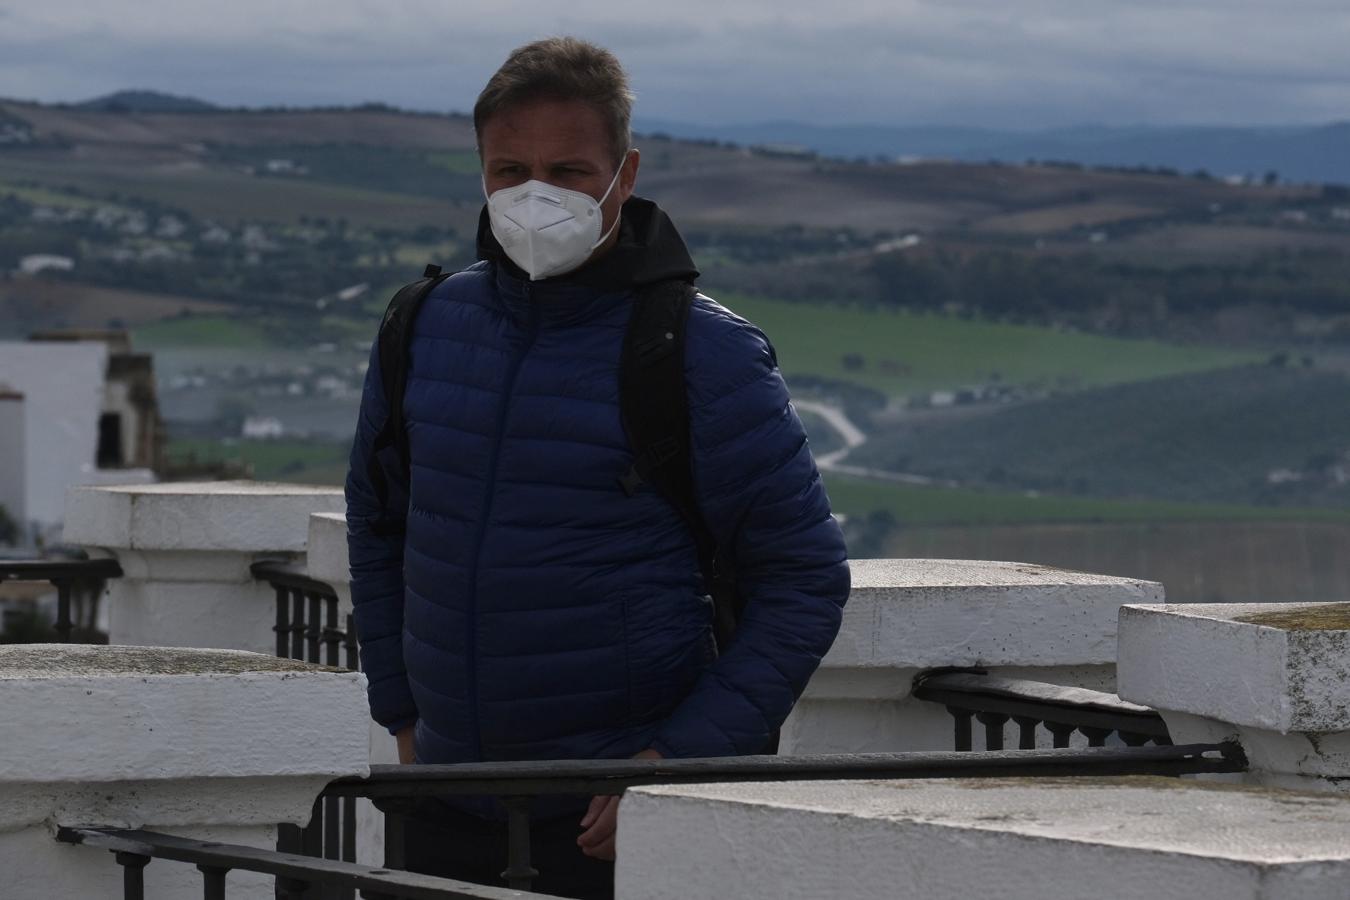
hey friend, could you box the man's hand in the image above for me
[395,725,416,765]
[577,748,663,861]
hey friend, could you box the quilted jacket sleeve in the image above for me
[345,340,419,734]
[650,300,850,758]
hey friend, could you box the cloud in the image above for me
[0,1,1347,127]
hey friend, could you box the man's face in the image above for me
[480,98,640,260]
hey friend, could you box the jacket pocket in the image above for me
[623,589,711,726]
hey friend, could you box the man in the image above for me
[345,36,849,898]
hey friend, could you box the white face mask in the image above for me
[484,156,627,281]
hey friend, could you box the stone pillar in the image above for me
[782,558,1163,754]
[1118,602,1350,792]
[617,776,1350,900]
[0,643,368,899]
[63,482,345,654]
[306,511,397,866]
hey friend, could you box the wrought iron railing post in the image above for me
[383,811,406,871]
[307,593,322,663]
[914,670,1173,752]
[1046,722,1076,749]
[948,706,973,752]
[1013,715,1039,750]
[274,585,291,658]
[290,590,305,660]
[1080,726,1113,748]
[276,876,311,899]
[975,712,1010,751]
[198,863,230,900]
[500,797,539,892]
[55,581,74,643]
[113,850,150,900]
[324,596,341,667]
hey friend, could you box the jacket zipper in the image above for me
[465,289,539,760]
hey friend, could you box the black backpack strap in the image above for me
[619,280,741,651]
[367,264,450,536]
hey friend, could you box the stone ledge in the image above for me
[1118,603,1350,733]
[0,644,338,679]
[0,644,368,790]
[618,777,1350,900]
[828,559,1162,669]
[64,482,344,553]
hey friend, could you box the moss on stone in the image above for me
[0,644,349,678]
[1233,604,1350,632]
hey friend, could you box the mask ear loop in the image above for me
[588,149,633,250]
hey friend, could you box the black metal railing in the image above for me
[250,559,361,899]
[251,559,358,670]
[0,556,122,642]
[55,826,562,900]
[235,570,1235,899]
[323,745,1246,895]
[54,746,1247,899]
[912,669,1173,751]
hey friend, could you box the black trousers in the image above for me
[402,804,615,900]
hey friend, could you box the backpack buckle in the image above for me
[618,465,644,497]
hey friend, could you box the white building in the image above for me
[16,254,74,276]
[0,332,161,545]
[242,416,285,439]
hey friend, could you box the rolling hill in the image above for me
[849,363,1350,508]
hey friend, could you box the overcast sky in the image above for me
[1,0,1347,129]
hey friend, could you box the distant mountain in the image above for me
[634,118,1350,186]
[76,90,218,113]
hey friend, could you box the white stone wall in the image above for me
[65,482,345,652]
[0,341,108,534]
[782,558,1163,754]
[0,644,370,900]
[618,777,1350,900]
[1119,602,1350,792]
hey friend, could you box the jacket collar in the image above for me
[477,195,700,329]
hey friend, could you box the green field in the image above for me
[849,364,1350,507]
[167,438,349,484]
[169,429,1350,527]
[883,519,1350,604]
[822,473,1350,525]
[720,293,1264,397]
[0,180,103,209]
[134,315,278,348]
[0,157,466,229]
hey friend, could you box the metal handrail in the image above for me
[0,557,123,642]
[325,744,1246,800]
[249,558,341,599]
[56,826,564,900]
[324,744,1245,892]
[0,558,124,582]
[912,669,1172,750]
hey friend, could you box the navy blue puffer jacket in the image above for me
[346,197,849,770]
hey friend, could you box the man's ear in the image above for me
[617,148,641,203]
